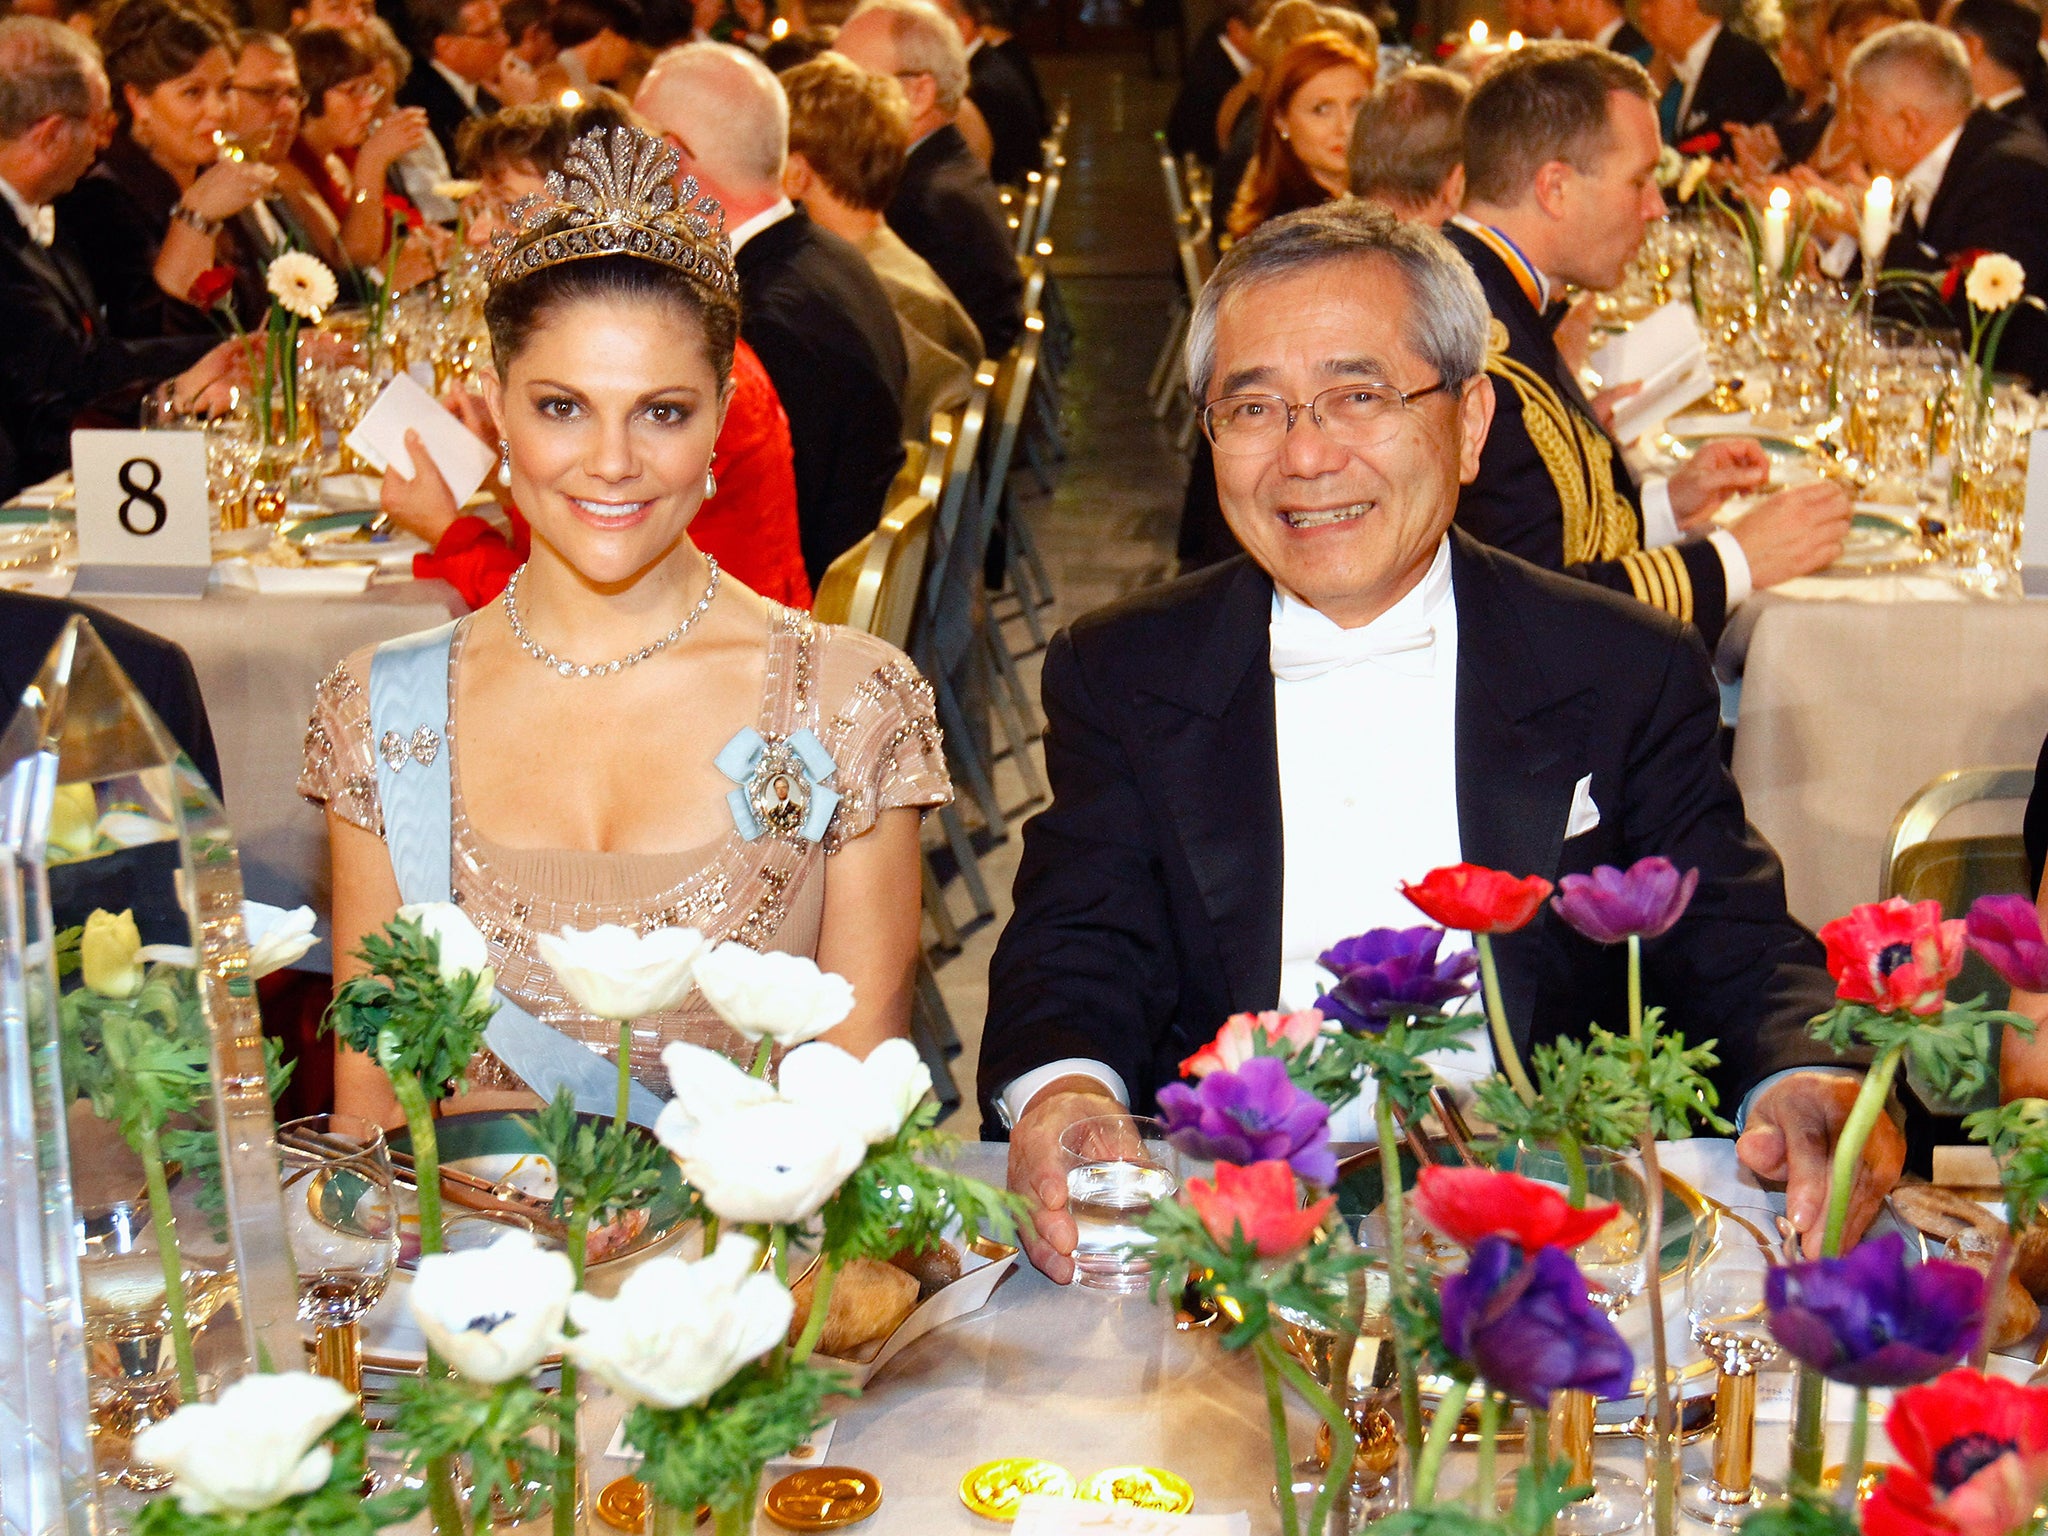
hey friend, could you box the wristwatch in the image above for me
[170,200,222,236]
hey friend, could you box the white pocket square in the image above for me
[1565,774,1601,838]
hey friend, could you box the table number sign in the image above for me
[70,428,212,596]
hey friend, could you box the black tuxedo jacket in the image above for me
[0,204,210,489]
[887,125,1024,359]
[1877,108,2048,387]
[989,37,1048,125]
[1675,27,1786,145]
[735,208,907,582]
[970,44,1046,188]
[1167,25,1241,164]
[398,61,498,165]
[1446,223,1730,647]
[54,134,269,338]
[1606,18,1652,62]
[977,536,1836,1136]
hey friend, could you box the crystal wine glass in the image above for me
[277,1114,400,1400]
[1682,1203,1783,1527]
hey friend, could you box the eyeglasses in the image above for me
[1201,377,1455,456]
[338,77,386,101]
[229,84,309,106]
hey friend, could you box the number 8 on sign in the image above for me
[117,457,168,536]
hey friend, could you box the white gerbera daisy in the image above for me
[1965,253,2026,313]
[265,251,337,322]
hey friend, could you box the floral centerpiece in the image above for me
[258,252,338,447]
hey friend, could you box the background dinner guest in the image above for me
[934,0,1043,186]
[1637,0,1786,150]
[974,0,1046,126]
[1346,64,1468,226]
[397,0,506,160]
[1843,23,2048,384]
[358,15,461,221]
[780,53,981,433]
[1948,0,2048,137]
[1727,0,1831,174]
[0,15,233,492]
[1223,31,1372,242]
[383,91,811,609]
[287,25,433,272]
[503,0,556,72]
[979,200,1899,1278]
[536,0,654,98]
[636,41,908,583]
[833,0,1024,357]
[224,30,335,266]
[305,123,947,1126]
[289,0,372,29]
[1450,42,1849,647]
[1555,0,1652,64]
[56,0,278,336]
[1165,0,1261,165]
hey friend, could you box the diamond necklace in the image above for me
[502,557,720,677]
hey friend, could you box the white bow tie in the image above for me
[1269,598,1437,682]
[20,204,53,248]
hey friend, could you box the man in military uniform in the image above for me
[1450,42,1850,647]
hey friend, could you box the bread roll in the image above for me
[1944,1231,2040,1349]
[787,1257,919,1356]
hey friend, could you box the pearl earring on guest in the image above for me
[497,439,511,487]
[703,457,718,498]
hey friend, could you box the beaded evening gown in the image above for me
[300,602,951,1097]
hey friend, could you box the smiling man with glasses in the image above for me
[979,197,1902,1283]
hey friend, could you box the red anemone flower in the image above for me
[1411,1165,1621,1255]
[1865,1370,2048,1536]
[187,265,235,310]
[1817,897,1966,1015]
[1184,1160,1334,1259]
[1401,863,1554,935]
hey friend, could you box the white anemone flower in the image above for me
[535,923,706,1020]
[409,1229,573,1383]
[265,251,338,322]
[777,1037,932,1146]
[243,902,318,979]
[395,901,493,997]
[132,1371,355,1513]
[689,942,854,1045]
[562,1238,792,1409]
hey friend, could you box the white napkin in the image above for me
[212,558,375,595]
[1591,303,1716,444]
[1013,1498,1249,1534]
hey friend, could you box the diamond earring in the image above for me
[497,439,511,487]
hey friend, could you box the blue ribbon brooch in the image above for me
[715,727,839,843]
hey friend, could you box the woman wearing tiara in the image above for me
[300,125,951,1127]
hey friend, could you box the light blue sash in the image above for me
[368,624,668,1128]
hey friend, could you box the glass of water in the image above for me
[1059,1114,1182,1294]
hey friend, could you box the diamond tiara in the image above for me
[488,125,738,299]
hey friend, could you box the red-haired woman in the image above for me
[1225,32,1375,243]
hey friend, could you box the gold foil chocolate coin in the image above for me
[763,1467,883,1530]
[595,1477,648,1534]
[1078,1466,1196,1513]
[959,1458,1075,1521]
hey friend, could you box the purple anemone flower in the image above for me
[1550,857,1700,945]
[1965,894,2048,993]
[1439,1234,1635,1408]
[1764,1231,1984,1388]
[1315,926,1478,1033]
[1156,1056,1337,1186]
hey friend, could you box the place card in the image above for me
[69,429,211,597]
[344,371,496,509]
[1589,302,1717,445]
[1012,1495,1249,1534]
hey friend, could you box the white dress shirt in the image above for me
[1,174,55,247]
[1219,31,1253,76]
[997,539,1492,1140]
[726,197,795,257]
[1901,122,1965,230]
[1594,15,1625,47]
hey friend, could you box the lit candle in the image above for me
[1507,28,1525,46]
[1762,186,1791,282]
[1469,18,1489,44]
[1861,176,1894,273]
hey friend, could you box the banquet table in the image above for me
[1718,584,2048,930]
[78,579,465,945]
[560,1141,1884,1536]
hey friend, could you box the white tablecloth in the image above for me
[77,580,464,946]
[1720,587,2048,929]
[562,1141,1877,1536]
